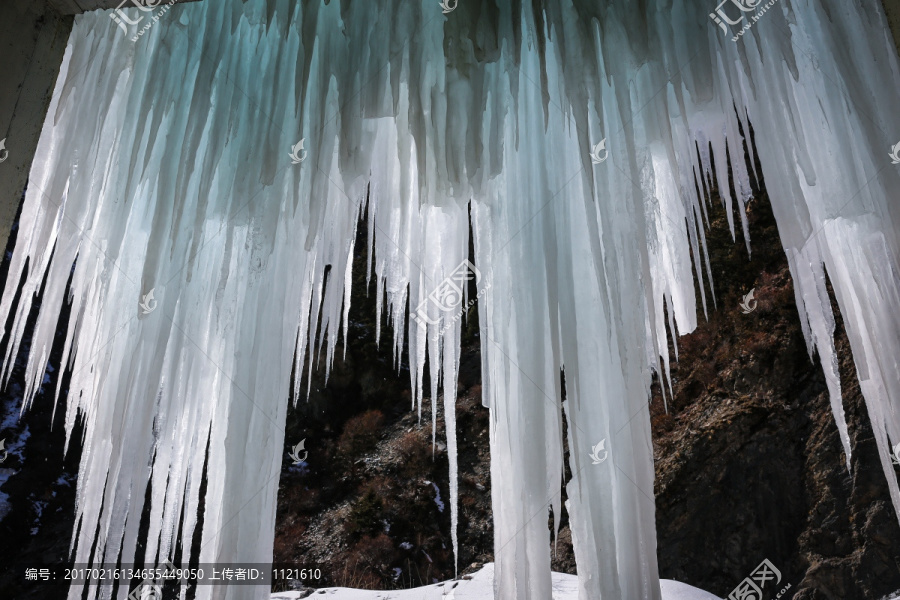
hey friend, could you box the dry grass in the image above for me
[337,409,385,458]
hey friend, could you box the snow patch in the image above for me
[426,480,445,513]
[270,564,722,599]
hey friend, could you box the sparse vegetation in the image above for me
[347,490,384,537]
[337,409,385,459]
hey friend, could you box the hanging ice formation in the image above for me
[2,0,899,598]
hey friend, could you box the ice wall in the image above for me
[1,1,899,599]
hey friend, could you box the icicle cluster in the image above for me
[2,1,899,599]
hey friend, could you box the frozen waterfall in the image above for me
[2,0,899,599]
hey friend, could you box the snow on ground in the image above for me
[271,563,722,599]
[659,579,723,600]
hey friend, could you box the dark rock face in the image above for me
[650,174,900,599]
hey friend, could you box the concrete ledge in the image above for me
[48,0,201,16]
[0,1,74,254]
[884,0,900,58]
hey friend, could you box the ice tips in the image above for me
[288,439,308,464]
[590,139,608,164]
[739,288,757,314]
[589,439,608,464]
[889,141,900,164]
[290,138,308,164]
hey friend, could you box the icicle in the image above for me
[786,244,850,471]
